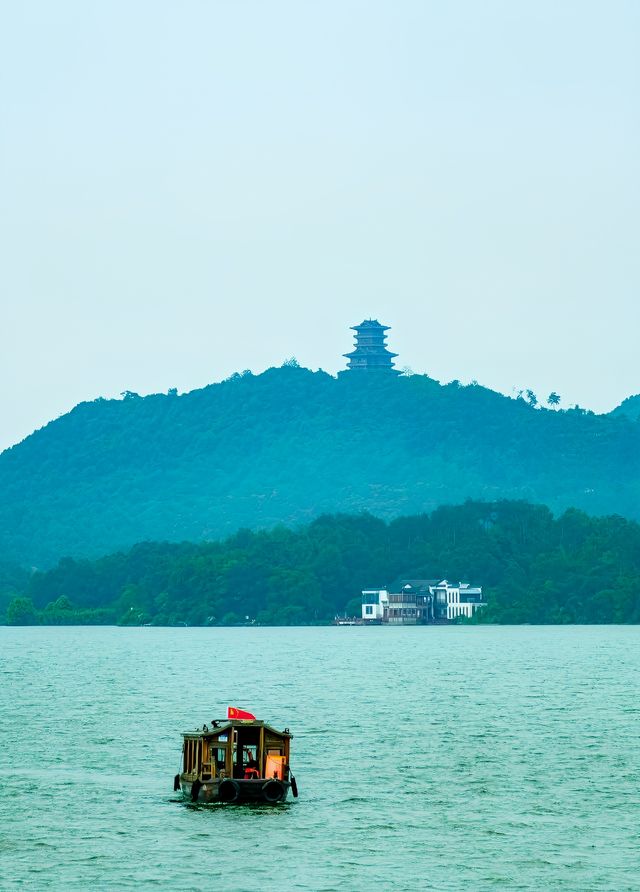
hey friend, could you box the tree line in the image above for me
[4,500,640,625]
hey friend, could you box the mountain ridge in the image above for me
[2,365,639,567]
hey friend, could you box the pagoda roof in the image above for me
[350,319,390,331]
[344,348,398,359]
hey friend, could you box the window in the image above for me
[214,747,226,768]
[362,594,380,605]
[365,605,373,615]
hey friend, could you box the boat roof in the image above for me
[182,719,292,740]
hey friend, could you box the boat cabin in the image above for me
[182,719,292,784]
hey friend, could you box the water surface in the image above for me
[1,626,639,890]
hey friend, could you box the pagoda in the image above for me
[343,319,400,374]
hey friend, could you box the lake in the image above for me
[1,625,639,890]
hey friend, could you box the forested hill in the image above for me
[612,394,640,421]
[5,502,640,625]
[1,365,639,567]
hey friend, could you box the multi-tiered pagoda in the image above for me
[343,319,399,374]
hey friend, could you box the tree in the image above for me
[344,596,361,617]
[6,597,38,625]
[526,390,538,407]
[547,392,561,408]
[45,595,73,612]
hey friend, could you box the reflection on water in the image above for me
[1,625,639,890]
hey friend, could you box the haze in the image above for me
[1,1,638,451]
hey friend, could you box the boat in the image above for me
[174,707,298,804]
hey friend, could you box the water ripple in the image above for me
[1,625,639,890]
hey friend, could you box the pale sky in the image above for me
[1,1,638,451]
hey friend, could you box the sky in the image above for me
[1,0,639,451]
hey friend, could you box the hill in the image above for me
[612,394,640,421]
[1,366,639,567]
[6,501,640,625]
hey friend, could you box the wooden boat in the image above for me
[174,711,298,804]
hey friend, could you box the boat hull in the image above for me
[181,776,291,804]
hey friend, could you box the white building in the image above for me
[361,584,432,624]
[432,580,484,620]
[361,589,389,622]
[362,579,484,623]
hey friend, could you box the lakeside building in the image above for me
[361,579,484,624]
[342,319,400,374]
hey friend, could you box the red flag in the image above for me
[228,706,256,721]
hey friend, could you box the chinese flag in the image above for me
[228,706,256,721]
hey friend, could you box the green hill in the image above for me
[1,366,639,567]
[612,394,640,421]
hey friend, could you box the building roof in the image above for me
[183,719,292,739]
[389,578,440,592]
[350,319,390,331]
[343,348,399,359]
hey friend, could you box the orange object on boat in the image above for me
[265,753,286,779]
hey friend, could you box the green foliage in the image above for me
[46,595,73,611]
[612,394,640,421]
[5,500,640,626]
[6,596,38,625]
[1,367,639,568]
[4,592,115,625]
[0,561,31,617]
